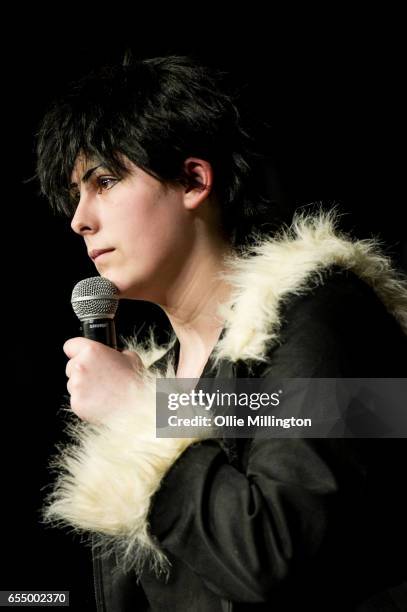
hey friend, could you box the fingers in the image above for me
[65,359,83,379]
[64,338,119,379]
[64,337,96,379]
[62,336,109,359]
[63,337,100,358]
[63,342,143,386]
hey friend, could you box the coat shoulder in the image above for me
[261,265,407,377]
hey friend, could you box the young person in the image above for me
[37,55,407,611]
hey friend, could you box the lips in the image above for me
[89,248,115,261]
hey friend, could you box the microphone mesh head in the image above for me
[71,276,119,320]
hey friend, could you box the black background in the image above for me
[3,13,406,610]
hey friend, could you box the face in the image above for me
[69,155,195,301]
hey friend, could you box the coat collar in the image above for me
[130,208,407,369]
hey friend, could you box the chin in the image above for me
[102,274,148,301]
[97,265,162,301]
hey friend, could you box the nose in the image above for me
[70,192,99,236]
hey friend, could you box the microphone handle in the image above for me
[81,318,117,349]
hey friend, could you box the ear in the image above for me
[182,158,213,210]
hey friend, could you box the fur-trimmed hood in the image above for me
[213,208,407,363]
[41,208,407,575]
[131,207,407,370]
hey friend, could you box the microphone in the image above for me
[71,276,119,349]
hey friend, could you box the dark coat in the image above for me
[42,212,407,611]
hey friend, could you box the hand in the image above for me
[64,337,144,423]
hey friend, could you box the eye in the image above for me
[96,176,119,193]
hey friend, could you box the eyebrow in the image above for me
[69,164,104,188]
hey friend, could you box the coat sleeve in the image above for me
[145,269,407,602]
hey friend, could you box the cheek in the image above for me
[122,197,190,258]
[108,224,186,297]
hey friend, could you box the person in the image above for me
[37,55,407,611]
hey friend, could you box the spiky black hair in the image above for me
[36,54,275,247]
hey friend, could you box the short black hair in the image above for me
[36,54,277,248]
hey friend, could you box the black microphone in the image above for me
[71,277,119,349]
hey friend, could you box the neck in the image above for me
[158,239,235,370]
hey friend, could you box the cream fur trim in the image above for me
[212,206,407,363]
[42,362,203,575]
[123,325,177,370]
